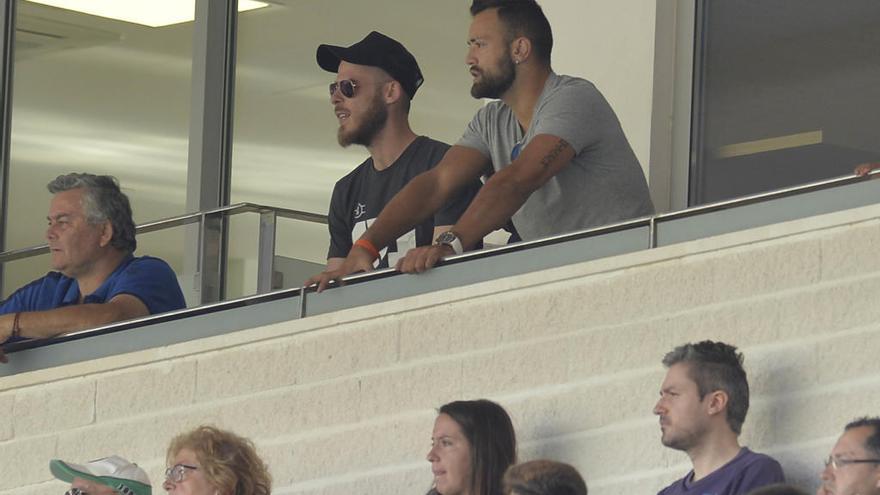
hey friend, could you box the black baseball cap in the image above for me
[317,31,424,99]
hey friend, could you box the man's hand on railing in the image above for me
[854,162,880,176]
[305,245,377,293]
[395,244,455,274]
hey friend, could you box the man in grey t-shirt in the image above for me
[307,0,653,290]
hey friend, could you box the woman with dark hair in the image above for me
[427,399,518,495]
[163,425,271,495]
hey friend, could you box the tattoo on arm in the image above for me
[539,138,571,172]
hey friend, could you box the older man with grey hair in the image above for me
[818,417,880,495]
[0,173,185,362]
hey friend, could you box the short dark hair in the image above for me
[47,173,137,253]
[436,399,517,495]
[503,460,587,495]
[662,340,749,435]
[845,417,880,457]
[746,483,809,495]
[470,0,553,65]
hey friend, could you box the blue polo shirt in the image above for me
[1,255,186,344]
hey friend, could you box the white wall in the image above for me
[543,1,658,175]
[3,202,880,495]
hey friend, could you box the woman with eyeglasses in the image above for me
[426,399,518,495]
[164,426,271,495]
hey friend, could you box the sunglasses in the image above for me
[329,79,358,98]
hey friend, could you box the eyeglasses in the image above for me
[165,464,199,483]
[329,79,358,98]
[824,455,880,470]
[64,489,87,495]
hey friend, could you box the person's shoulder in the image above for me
[414,135,451,153]
[127,256,176,274]
[738,448,783,468]
[472,98,508,119]
[546,73,600,98]
[656,475,686,495]
[334,156,374,187]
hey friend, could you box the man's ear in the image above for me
[705,390,729,417]
[98,220,114,248]
[384,80,402,105]
[511,36,532,64]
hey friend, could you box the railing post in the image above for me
[0,0,16,297]
[649,216,658,248]
[256,210,277,293]
[197,211,226,304]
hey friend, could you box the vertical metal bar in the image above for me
[649,216,658,248]
[299,286,307,319]
[688,0,710,206]
[186,0,238,304]
[256,210,277,293]
[199,211,225,303]
[0,0,16,296]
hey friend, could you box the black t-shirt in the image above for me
[327,136,481,268]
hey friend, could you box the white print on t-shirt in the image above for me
[352,217,417,268]
[354,202,366,219]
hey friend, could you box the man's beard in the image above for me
[470,54,516,99]
[338,91,388,147]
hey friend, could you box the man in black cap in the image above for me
[316,31,482,270]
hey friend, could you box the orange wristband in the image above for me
[354,238,380,260]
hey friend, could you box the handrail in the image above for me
[309,169,880,290]
[2,169,879,371]
[0,202,327,264]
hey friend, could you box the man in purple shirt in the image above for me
[653,341,784,495]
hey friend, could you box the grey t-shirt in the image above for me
[457,72,654,241]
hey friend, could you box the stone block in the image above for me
[820,220,880,282]
[397,300,504,363]
[264,414,428,485]
[55,411,206,468]
[357,362,463,419]
[0,435,55,489]
[461,338,571,397]
[96,360,196,421]
[211,379,361,441]
[0,391,13,441]
[13,378,95,438]
[295,318,401,384]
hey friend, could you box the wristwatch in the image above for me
[434,231,463,255]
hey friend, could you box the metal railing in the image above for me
[2,169,879,374]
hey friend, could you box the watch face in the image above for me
[437,232,456,243]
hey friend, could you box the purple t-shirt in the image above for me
[657,448,784,495]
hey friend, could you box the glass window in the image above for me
[690,0,880,205]
[230,2,483,279]
[3,0,193,297]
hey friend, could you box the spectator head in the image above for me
[503,459,587,495]
[50,455,151,495]
[427,399,517,495]
[165,426,271,495]
[469,0,553,66]
[746,484,809,495]
[653,341,749,451]
[47,173,137,253]
[317,31,421,147]
[819,417,880,495]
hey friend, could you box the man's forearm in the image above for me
[450,174,532,249]
[362,172,449,249]
[3,303,142,340]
